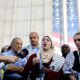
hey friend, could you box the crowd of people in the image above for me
[0,31,80,80]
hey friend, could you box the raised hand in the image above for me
[32,57,40,64]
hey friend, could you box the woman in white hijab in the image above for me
[23,35,65,80]
[38,36,65,80]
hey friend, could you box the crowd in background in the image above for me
[0,32,80,80]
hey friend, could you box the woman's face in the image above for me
[42,36,52,51]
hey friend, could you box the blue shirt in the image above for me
[2,50,28,68]
[25,44,40,59]
[2,50,27,79]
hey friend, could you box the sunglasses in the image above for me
[74,38,80,42]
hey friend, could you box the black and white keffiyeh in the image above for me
[50,53,65,72]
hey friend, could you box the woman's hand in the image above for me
[32,57,40,64]
[43,67,50,72]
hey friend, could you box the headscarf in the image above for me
[38,35,55,63]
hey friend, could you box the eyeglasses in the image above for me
[74,38,80,42]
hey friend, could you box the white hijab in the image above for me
[37,35,65,72]
[37,35,55,63]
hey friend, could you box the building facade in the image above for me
[0,0,80,51]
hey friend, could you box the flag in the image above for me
[67,0,78,50]
[53,0,63,52]
[53,0,78,51]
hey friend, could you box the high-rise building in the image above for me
[0,0,80,52]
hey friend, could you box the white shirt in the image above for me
[63,51,80,74]
[25,44,40,58]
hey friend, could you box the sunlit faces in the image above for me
[74,35,80,50]
[42,36,52,51]
[11,38,23,52]
[29,32,39,47]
